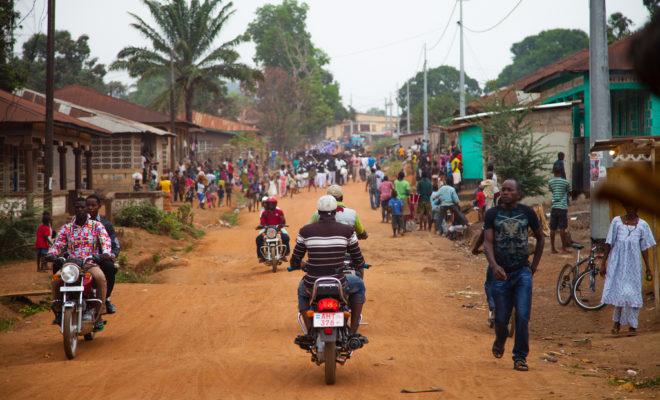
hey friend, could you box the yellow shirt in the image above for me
[451,158,461,173]
[160,179,172,193]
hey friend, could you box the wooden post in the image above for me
[73,146,82,191]
[84,148,93,190]
[58,144,67,190]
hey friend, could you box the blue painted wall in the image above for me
[458,125,483,180]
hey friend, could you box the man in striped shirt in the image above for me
[548,165,572,253]
[291,195,367,343]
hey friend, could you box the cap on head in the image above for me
[317,195,337,212]
[265,197,278,205]
[326,184,343,199]
[261,196,269,203]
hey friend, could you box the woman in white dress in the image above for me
[600,205,656,335]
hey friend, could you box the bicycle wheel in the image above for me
[573,269,606,311]
[556,264,576,306]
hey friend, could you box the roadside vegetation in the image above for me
[115,203,204,240]
[0,202,40,263]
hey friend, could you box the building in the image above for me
[325,113,400,141]
[0,89,110,215]
[185,111,258,160]
[448,37,660,197]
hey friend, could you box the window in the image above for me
[359,124,370,132]
[611,89,650,137]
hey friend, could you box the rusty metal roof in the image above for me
[0,89,110,135]
[54,84,187,125]
[187,111,258,133]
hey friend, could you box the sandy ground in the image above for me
[0,182,658,399]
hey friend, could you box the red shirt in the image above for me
[35,224,51,249]
[260,209,285,226]
[476,191,486,208]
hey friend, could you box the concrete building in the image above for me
[325,113,399,141]
[186,111,259,161]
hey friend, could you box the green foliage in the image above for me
[116,268,152,284]
[365,107,385,116]
[410,93,456,131]
[397,65,481,117]
[117,253,129,269]
[115,203,203,239]
[152,252,162,264]
[0,1,24,91]
[643,0,659,16]
[607,12,634,43]
[220,211,239,226]
[0,318,16,332]
[495,29,589,89]
[19,303,49,317]
[478,102,553,198]
[112,0,261,121]
[183,244,194,253]
[371,137,398,155]
[0,201,40,262]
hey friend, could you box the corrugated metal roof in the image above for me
[0,89,110,135]
[54,84,188,125]
[186,111,258,133]
[18,89,174,137]
[451,101,577,125]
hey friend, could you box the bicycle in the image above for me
[555,240,606,311]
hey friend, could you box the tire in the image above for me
[556,264,576,305]
[63,308,78,360]
[271,258,278,273]
[324,342,336,385]
[573,269,606,311]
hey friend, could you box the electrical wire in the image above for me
[438,24,459,66]
[428,0,458,50]
[334,25,450,58]
[463,0,524,33]
[463,32,491,83]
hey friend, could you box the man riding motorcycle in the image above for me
[256,197,290,262]
[310,185,368,240]
[48,197,113,331]
[292,195,368,349]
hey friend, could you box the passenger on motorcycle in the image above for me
[310,184,368,240]
[256,197,290,262]
[292,195,368,348]
[48,198,113,330]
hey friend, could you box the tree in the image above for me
[365,107,385,116]
[643,0,659,16]
[397,65,480,115]
[410,93,456,131]
[19,31,108,93]
[478,102,553,197]
[112,0,260,122]
[255,67,302,151]
[607,12,634,43]
[0,0,24,92]
[494,29,589,88]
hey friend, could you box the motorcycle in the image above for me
[288,262,369,385]
[52,255,105,359]
[257,225,288,272]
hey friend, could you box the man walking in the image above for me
[416,171,433,230]
[483,180,544,372]
[548,165,571,253]
[366,167,379,210]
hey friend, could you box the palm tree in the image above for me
[111,0,260,122]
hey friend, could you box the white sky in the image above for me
[15,0,651,113]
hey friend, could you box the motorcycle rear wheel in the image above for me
[324,342,336,385]
[63,308,78,359]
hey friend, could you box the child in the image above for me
[35,212,52,271]
[287,173,296,198]
[388,190,405,237]
[475,185,486,222]
[196,180,206,209]
[207,181,219,208]
[217,180,225,206]
[225,179,233,207]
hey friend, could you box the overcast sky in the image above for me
[15,0,651,114]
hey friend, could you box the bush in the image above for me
[0,201,40,262]
[115,203,203,239]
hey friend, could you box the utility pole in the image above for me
[169,48,176,169]
[406,81,411,134]
[459,0,466,117]
[589,0,612,240]
[423,43,428,143]
[44,0,55,214]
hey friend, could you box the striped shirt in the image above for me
[291,216,365,289]
[548,177,570,210]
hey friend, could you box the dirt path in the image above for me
[1,183,657,399]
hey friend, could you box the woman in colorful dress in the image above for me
[600,204,656,335]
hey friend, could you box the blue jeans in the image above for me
[369,189,380,209]
[297,274,366,312]
[491,266,533,361]
[484,266,495,311]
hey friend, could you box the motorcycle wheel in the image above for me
[63,308,78,359]
[271,258,278,273]
[324,342,337,385]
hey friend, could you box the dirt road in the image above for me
[1,183,657,399]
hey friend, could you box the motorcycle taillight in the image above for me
[317,298,340,312]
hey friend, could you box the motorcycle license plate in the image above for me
[60,286,84,292]
[313,312,344,328]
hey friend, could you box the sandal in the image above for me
[513,359,529,371]
[492,342,504,359]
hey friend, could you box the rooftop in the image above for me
[186,110,258,133]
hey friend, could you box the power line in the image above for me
[463,32,491,83]
[463,0,524,33]
[428,0,458,50]
[333,25,449,58]
[438,24,459,66]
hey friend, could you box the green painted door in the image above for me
[458,125,483,180]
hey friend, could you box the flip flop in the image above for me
[513,359,529,371]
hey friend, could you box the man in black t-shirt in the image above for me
[483,179,545,372]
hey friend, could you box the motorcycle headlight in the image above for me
[266,227,277,239]
[60,264,80,284]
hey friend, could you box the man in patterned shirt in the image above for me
[48,198,112,328]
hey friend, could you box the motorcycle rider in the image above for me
[292,195,368,349]
[256,197,290,263]
[310,184,368,239]
[48,197,112,330]
[86,194,121,314]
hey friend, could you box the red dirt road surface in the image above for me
[1,183,658,399]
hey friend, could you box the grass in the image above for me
[608,376,660,389]
[116,268,152,284]
[183,244,194,253]
[220,211,239,227]
[19,303,50,317]
[152,252,162,264]
[0,318,16,332]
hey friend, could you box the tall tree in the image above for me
[494,29,589,88]
[0,0,23,91]
[643,0,659,16]
[607,12,634,43]
[255,67,302,151]
[112,0,260,122]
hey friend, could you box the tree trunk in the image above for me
[185,86,194,123]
